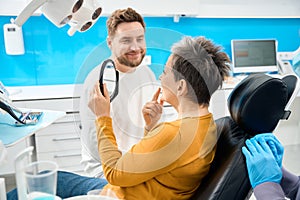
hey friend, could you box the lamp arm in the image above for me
[14,0,48,27]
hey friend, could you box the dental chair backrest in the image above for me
[191,73,300,200]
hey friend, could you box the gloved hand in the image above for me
[253,133,284,168]
[242,138,282,188]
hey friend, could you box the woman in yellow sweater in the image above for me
[6,36,231,200]
[88,36,230,199]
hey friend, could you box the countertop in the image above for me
[7,84,83,101]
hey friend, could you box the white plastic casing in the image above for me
[3,23,25,55]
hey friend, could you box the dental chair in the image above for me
[191,73,300,200]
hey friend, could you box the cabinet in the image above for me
[14,98,83,174]
[4,84,85,175]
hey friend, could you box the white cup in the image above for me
[24,160,59,200]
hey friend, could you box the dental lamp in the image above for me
[3,0,102,55]
[14,0,102,36]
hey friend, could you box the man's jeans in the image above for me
[7,171,108,200]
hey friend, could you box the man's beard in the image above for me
[117,52,146,68]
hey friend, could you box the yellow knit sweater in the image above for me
[96,113,217,200]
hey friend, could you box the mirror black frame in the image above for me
[99,59,119,102]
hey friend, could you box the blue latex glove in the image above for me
[242,138,282,188]
[253,133,284,167]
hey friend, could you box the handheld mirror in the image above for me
[99,59,119,102]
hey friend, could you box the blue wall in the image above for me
[0,16,299,86]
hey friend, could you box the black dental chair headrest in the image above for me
[191,73,299,200]
[228,73,291,136]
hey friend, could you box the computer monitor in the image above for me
[231,39,278,74]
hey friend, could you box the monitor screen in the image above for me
[231,39,278,74]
